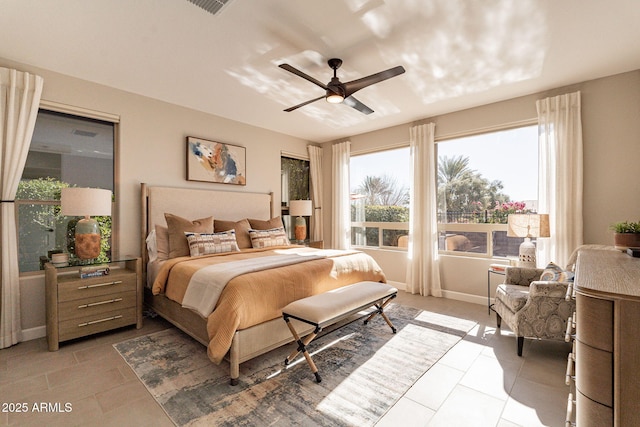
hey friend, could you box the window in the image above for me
[16,110,115,272]
[281,156,310,241]
[436,124,538,258]
[350,147,410,249]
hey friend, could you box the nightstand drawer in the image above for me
[58,290,137,322]
[576,292,613,351]
[576,340,612,407]
[57,272,136,302]
[58,307,137,342]
[576,390,612,427]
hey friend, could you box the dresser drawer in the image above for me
[58,307,137,342]
[57,271,136,302]
[576,390,612,427]
[576,340,612,406]
[58,290,137,322]
[576,292,613,351]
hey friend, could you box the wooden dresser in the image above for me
[45,258,142,351]
[572,248,640,426]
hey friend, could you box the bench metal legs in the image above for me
[282,294,397,383]
[283,322,323,383]
[364,294,397,333]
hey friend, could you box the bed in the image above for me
[140,183,386,384]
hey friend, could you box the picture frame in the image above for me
[186,136,246,185]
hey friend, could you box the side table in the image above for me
[487,264,507,314]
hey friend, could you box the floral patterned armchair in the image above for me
[493,264,574,356]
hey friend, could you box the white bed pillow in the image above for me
[146,228,158,262]
[184,230,240,256]
[248,227,290,248]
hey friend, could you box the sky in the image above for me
[350,125,538,203]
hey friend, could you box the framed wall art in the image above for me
[187,136,246,185]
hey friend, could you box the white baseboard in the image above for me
[441,289,486,306]
[21,325,46,342]
[391,281,485,306]
[386,280,406,291]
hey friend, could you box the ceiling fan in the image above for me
[279,58,405,115]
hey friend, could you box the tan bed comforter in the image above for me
[151,246,386,363]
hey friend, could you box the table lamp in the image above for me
[289,200,312,244]
[61,187,112,260]
[507,213,550,268]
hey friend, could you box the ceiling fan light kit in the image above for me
[279,58,405,114]
[326,93,344,104]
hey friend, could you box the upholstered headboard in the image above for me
[140,183,274,281]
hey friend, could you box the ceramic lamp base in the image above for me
[75,217,101,260]
[294,216,307,244]
[517,237,537,268]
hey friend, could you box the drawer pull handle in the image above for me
[78,315,123,327]
[77,280,123,290]
[565,392,576,427]
[78,298,123,309]
[565,353,575,385]
[565,312,576,342]
[565,282,574,301]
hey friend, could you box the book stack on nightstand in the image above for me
[45,257,142,351]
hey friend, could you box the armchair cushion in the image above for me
[496,284,530,313]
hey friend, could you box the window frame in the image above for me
[349,144,410,251]
[280,152,311,242]
[17,103,120,276]
[435,120,538,260]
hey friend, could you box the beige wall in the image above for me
[6,54,639,334]
[2,57,310,334]
[322,70,640,301]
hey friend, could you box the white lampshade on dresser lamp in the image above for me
[507,213,550,268]
[61,188,112,260]
[289,200,312,244]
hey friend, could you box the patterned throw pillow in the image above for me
[184,230,240,257]
[248,227,290,248]
[540,262,575,282]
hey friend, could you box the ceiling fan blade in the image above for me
[343,96,374,115]
[343,65,405,97]
[279,63,328,90]
[284,95,325,112]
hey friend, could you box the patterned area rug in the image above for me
[114,304,476,426]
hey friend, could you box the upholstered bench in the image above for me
[282,281,397,383]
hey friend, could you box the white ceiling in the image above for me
[2,0,640,143]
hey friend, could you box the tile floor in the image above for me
[0,293,571,426]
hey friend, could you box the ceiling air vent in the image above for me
[186,0,232,16]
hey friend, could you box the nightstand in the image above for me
[487,263,507,314]
[45,257,142,351]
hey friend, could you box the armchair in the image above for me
[493,265,574,356]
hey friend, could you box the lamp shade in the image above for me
[289,200,312,217]
[507,214,550,238]
[61,188,112,217]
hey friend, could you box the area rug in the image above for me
[114,304,476,426]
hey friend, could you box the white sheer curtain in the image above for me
[537,91,583,268]
[1,68,44,348]
[406,123,442,297]
[307,145,324,242]
[331,140,350,250]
